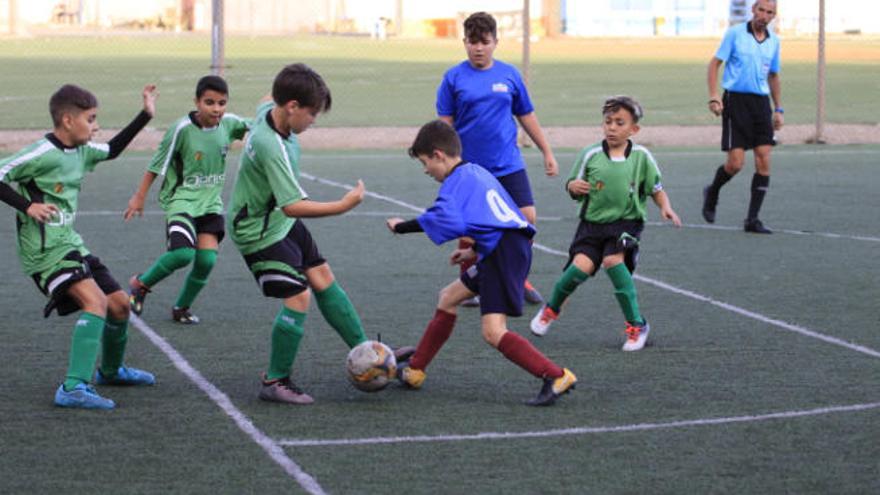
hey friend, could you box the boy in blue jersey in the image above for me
[0,84,158,409]
[386,120,575,406]
[125,75,249,324]
[436,11,558,306]
[530,97,681,352]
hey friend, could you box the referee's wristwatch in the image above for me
[774,107,784,114]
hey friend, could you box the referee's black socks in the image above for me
[747,173,770,220]
[708,165,733,196]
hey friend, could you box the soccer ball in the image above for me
[346,340,397,392]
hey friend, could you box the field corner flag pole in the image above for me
[811,0,827,144]
[211,0,225,76]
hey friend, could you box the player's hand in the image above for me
[26,202,59,223]
[772,111,784,131]
[568,179,590,196]
[386,217,403,233]
[662,207,682,228]
[142,84,159,117]
[124,194,145,221]
[342,180,365,209]
[544,153,559,177]
[449,247,477,266]
[708,98,723,117]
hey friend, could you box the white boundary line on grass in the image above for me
[277,401,880,447]
[303,172,880,360]
[129,315,327,495]
[75,209,880,243]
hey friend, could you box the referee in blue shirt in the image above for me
[702,0,782,234]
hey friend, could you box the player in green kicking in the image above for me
[530,96,681,351]
[126,75,249,324]
[0,83,158,409]
[228,64,411,404]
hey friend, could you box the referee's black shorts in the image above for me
[721,91,775,151]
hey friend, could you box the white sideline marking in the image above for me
[299,173,880,360]
[278,401,880,447]
[129,315,326,495]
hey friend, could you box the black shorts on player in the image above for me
[567,219,644,273]
[721,91,775,151]
[166,212,225,250]
[34,251,123,317]
[241,220,326,298]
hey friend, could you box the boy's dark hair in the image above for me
[49,84,98,127]
[196,75,229,99]
[408,120,461,159]
[272,63,332,113]
[463,12,497,43]
[603,95,644,123]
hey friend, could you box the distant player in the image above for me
[0,84,158,409]
[702,0,782,234]
[437,11,558,306]
[228,64,411,405]
[126,75,249,324]
[387,120,576,406]
[530,96,681,351]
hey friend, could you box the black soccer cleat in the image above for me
[701,186,717,224]
[392,345,416,364]
[744,218,772,234]
[527,368,577,406]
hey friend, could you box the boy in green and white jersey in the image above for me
[228,64,379,405]
[126,75,249,324]
[530,96,681,351]
[0,83,158,409]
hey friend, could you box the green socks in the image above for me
[140,247,196,287]
[63,312,105,391]
[606,263,643,324]
[267,307,306,380]
[99,318,129,377]
[175,249,217,309]
[547,264,590,313]
[315,281,367,348]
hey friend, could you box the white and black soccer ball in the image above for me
[346,340,397,392]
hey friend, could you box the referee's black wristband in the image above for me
[393,218,423,234]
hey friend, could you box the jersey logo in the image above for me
[54,183,64,194]
[594,181,604,191]
[194,151,203,161]
[492,83,509,93]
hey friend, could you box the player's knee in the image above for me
[480,324,505,347]
[602,255,625,270]
[106,292,130,320]
[193,249,217,274]
[169,247,196,268]
[80,291,108,316]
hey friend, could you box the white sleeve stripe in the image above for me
[273,134,308,199]
[0,141,54,181]
[634,144,662,176]
[158,119,192,176]
[576,146,604,179]
[86,142,110,153]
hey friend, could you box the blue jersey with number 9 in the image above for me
[417,163,536,260]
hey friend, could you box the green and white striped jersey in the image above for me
[567,140,663,224]
[0,136,109,275]
[148,112,249,217]
[228,102,309,255]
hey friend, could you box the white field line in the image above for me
[129,315,327,495]
[278,401,880,448]
[301,173,880,360]
[76,208,880,243]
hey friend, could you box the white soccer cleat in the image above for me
[622,320,650,351]
[530,305,559,337]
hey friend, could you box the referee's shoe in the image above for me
[744,218,772,234]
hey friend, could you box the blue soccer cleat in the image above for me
[54,383,115,410]
[95,366,156,386]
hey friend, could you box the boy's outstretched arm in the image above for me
[652,190,681,227]
[106,84,158,160]
[124,171,158,221]
[0,182,59,223]
[281,179,364,218]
